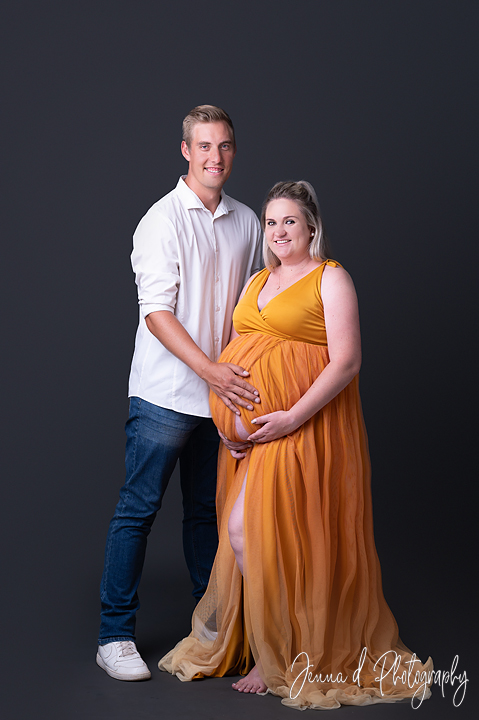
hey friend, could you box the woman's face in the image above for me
[264,198,312,263]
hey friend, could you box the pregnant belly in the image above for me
[209,333,329,442]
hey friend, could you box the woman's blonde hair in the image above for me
[260,181,332,269]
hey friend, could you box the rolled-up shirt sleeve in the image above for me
[131,208,180,319]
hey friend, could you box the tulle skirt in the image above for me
[159,333,432,709]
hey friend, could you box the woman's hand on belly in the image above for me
[218,430,252,459]
[247,410,299,443]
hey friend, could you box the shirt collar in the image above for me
[176,176,235,218]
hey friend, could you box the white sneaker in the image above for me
[96,641,151,681]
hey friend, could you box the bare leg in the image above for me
[228,472,247,575]
[227,411,252,574]
[227,460,267,695]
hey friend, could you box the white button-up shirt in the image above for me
[128,177,262,417]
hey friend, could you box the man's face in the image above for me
[181,121,236,196]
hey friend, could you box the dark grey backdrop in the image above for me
[1,1,477,718]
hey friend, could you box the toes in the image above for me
[232,680,247,692]
[232,673,266,694]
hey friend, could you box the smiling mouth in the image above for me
[205,167,223,174]
[274,239,291,244]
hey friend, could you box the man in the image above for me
[97,105,262,681]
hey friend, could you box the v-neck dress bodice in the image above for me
[233,260,338,345]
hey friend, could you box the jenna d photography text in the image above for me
[289,648,468,708]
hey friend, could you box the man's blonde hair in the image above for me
[182,105,235,148]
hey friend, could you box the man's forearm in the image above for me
[145,310,213,381]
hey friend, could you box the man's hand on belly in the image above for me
[202,362,261,415]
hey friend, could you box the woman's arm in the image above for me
[248,265,362,443]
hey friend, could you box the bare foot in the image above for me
[232,664,267,693]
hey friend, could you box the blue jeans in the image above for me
[99,397,220,644]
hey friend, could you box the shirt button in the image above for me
[215,337,219,343]
[216,306,220,312]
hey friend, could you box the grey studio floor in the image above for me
[5,464,467,720]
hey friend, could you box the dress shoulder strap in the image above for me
[316,258,342,281]
[315,259,343,307]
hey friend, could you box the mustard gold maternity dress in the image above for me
[159,261,432,710]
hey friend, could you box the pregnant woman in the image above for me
[159,181,432,710]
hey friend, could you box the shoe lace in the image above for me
[118,641,137,657]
